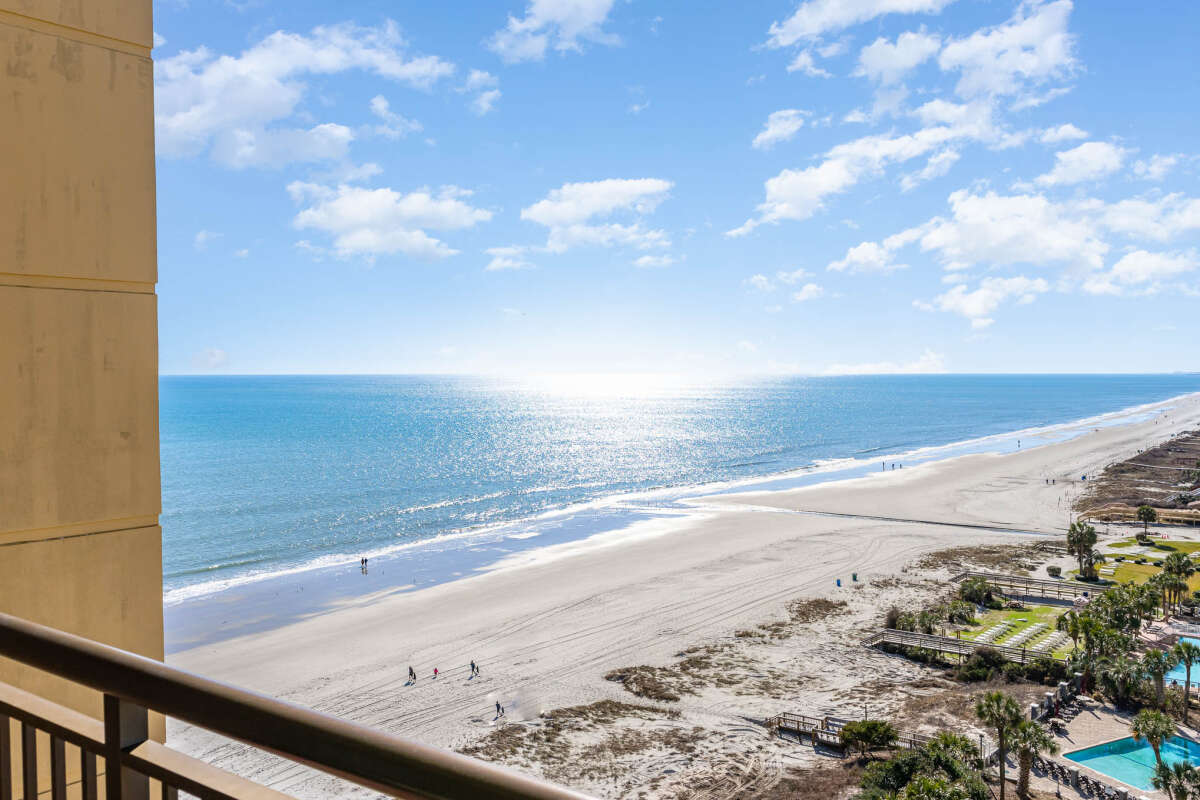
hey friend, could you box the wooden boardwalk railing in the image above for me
[0,612,590,800]
[949,571,1106,600]
[764,712,932,751]
[862,628,1067,665]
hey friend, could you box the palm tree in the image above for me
[1057,610,1083,654]
[1167,574,1192,616]
[1153,760,1197,800]
[1082,548,1106,581]
[1139,505,1159,535]
[1131,708,1176,768]
[1012,720,1058,798]
[1143,649,1179,709]
[1164,552,1195,581]
[976,690,1023,800]
[1174,639,1200,726]
[1149,572,1173,618]
[1066,520,1097,578]
[1098,655,1144,708]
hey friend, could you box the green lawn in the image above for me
[958,605,1073,658]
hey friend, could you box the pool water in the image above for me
[1066,736,1200,789]
[1166,637,1200,686]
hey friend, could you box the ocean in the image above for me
[161,373,1200,618]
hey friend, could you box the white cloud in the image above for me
[752,109,807,150]
[791,282,825,301]
[823,348,946,375]
[472,89,502,115]
[917,190,1109,272]
[497,178,674,259]
[737,340,759,354]
[488,0,618,63]
[767,0,956,47]
[1083,249,1197,295]
[485,246,536,271]
[855,30,940,85]
[193,348,229,370]
[522,178,670,226]
[828,230,918,273]
[786,50,832,78]
[234,248,249,258]
[153,31,166,49]
[900,148,960,190]
[1134,154,1179,181]
[634,254,676,268]
[938,0,1076,100]
[928,275,1049,328]
[776,268,812,284]
[460,70,501,115]
[194,229,221,250]
[368,95,422,139]
[1039,123,1087,144]
[1098,193,1200,241]
[288,182,492,260]
[835,190,1110,282]
[1010,85,1072,111]
[156,21,453,166]
[1034,141,1127,187]
[745,274,774,291]
[730,122,977,235]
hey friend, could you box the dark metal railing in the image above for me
[0,612,592,800]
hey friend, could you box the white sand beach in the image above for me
[169,393,1200,798]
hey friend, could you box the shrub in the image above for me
[1002,662,1026,682]
[946,601,975,624]
[885,606,902,629]
[1046,566,1062,578]
[1024,657,1068,685]
[959,576,994,606]
[840,720,899,758]
[956,647,1008,682]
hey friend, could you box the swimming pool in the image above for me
[1167,637,1200,686]
[1065,736,1200,789]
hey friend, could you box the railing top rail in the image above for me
[0,612,591,800]
[866,628,1067,663]
[948,571,1107,595]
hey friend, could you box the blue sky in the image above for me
[154,0,1200,376]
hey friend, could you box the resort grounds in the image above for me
[168,393,1200,799]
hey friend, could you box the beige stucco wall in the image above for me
[0,0,162,737]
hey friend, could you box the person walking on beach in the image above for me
[496,701,503,717]
[408,666,416,682]
[433,667,438,679]
[470,660,478,676]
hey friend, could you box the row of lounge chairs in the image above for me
[1034,631,1069,653]
[975,621,1013,643]
[1034,756,1124,798]
[1007,622,1048,647]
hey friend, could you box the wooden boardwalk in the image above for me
[949,570,1106,600]
[765,711,933,751]
[862,628,1068,665]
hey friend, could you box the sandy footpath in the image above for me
[169,393,1200,797]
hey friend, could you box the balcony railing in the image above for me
[0,612,592,800]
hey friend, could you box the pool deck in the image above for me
[1027,702,1200,799]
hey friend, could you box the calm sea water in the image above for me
[161,374,1200,604]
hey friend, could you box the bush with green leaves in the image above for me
[840,720,899,758]
[1046,565,1062,577]
[958,576,995,606]
[955,647,1008,682]
[860,734,988,800]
